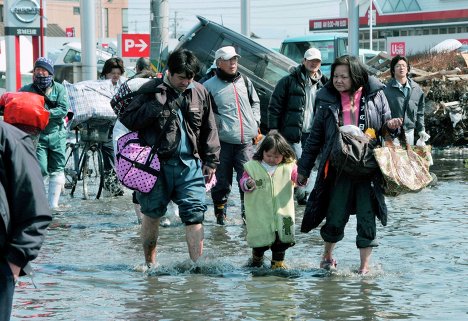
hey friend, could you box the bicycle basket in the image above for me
[79,120,112,143]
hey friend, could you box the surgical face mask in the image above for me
[33,75,53,90]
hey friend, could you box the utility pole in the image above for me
[150,0,169,73]
[80,0,97,80]
[174,11,177,38]
[241,0,250,37]
[348,0,360,56]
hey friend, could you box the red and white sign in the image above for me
[65,27,75,37]
[390,42,406,56]
[121,34,150,58]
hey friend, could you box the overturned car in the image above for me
[174,16,298,133]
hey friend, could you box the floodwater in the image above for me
[11,148,467,321]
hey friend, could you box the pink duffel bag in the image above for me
[115,131,161,193]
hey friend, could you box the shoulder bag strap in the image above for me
[241,75,253,105]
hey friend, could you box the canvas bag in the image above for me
[115,93,181,193]
[1,92,49,130]
[63,80,117,129]
[373,129,433,196]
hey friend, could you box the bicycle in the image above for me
[64,119,113,200]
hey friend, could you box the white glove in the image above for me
[416,131,430,146]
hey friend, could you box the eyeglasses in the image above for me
[221,57,239,63]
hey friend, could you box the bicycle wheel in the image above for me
[64,142,80,197]
[82,144,105,199]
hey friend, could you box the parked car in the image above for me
[174,16,298,133]
[53,42,135,83]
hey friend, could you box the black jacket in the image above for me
[268,64,328,143]
[120,78,220,169]
[297,76,391,232]
[0,122,51,270]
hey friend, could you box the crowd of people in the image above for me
[1,45,428,320]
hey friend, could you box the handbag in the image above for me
[115,131,161,193]
[1,92,49,130]
[329,124,379,177]
[115,96,181,193]
[373,129,433,196]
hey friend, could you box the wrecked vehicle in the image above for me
[174,15,298,133]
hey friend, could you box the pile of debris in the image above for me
[369,51,468,147]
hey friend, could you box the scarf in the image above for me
[33,75,53,90]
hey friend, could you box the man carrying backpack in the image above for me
[119,49,220,267]
[203,46,260,225]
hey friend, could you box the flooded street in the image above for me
[11,149,467,321]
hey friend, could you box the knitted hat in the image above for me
[34,57,55,75]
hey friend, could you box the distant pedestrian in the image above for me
[383,55,430,145]
[19,57,69,209]
[203,46,260,225]
[268,47,328,205]
[100,57,127,197]
[0,121,51,321]
[240,132,299,269]
[132,57,158,79]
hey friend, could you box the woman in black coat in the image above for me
[297,56,402,274]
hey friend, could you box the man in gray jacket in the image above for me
[0,121,51,321]
[203,46,260,225]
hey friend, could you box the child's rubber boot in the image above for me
[271,260,287,270]
[247,254,264,268]
[214,204,226,225]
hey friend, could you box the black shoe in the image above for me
[104,171,124,196]
[214,205,226,225]
[296,192,308,206]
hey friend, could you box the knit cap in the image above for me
[34,57,55,75]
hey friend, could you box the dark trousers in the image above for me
[320,173,378,248]
[211,141,251,206]
[252,233,293,261]
[101,138,115,172]
[0,259,15,321]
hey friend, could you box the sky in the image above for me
[128,0,342,40]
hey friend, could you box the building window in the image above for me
[448,27,456,34]
[423,29,429,35]
[431,29,439,35]
[401,30,407,36]
[73,7,80,15]
[380,0,422,13]
[0,5,3,22]
[440,28,447,34]
[122,8,128,33]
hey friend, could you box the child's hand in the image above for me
[246,178,256,189]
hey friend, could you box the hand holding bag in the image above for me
[373,128,433,196]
